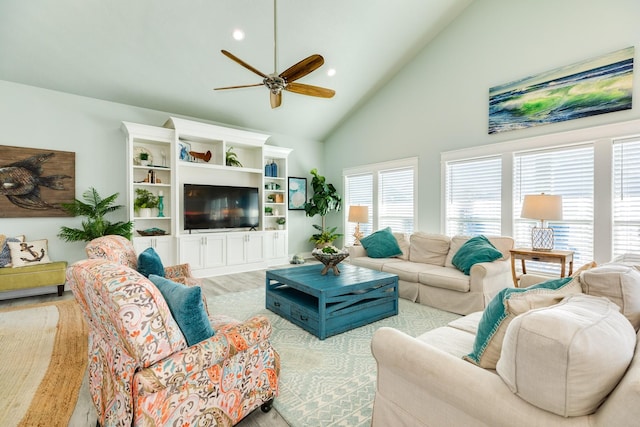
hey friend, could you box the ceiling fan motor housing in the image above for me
[264,75,286,94]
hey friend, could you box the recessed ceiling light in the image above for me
[327,68,336,77]
[232,29,245,41]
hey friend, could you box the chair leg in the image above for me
[260,399,274,413]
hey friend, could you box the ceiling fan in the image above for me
[214,0,335,109]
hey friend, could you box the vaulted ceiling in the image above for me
[0,0,473,140]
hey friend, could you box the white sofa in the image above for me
[371,263,640,426]
[348,233,514,315]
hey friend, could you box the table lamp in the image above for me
[348,205,369,245]
[520,193,563,251]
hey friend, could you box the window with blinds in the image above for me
[344,173,373,244]
[613,137,640,256]
[445,156,502,236]
[343,159,416,245]
[514,144,594,271]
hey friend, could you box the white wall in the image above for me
[0,80,323,270]
[324,0,640,235]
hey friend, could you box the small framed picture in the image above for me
[288,177,307,210]
[178,141,193,162]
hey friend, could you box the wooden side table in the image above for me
[509,248,574,287]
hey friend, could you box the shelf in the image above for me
[134,216,172,220]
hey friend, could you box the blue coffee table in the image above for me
[266,263,399,339]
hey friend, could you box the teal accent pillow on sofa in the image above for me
[360,227,403,258]
[451,235,502,275]
[138,247,165,278]
[149,274,214,346]
[464,276,576,368]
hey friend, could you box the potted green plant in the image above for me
[134,188,159,217]
[303,168,343,247]
[276,217,286,229]
[225,147,243,167]
[58,187,133,242]
[265,206,273,216]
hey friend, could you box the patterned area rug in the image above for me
[0,300,87,427]
[208,288,459,427]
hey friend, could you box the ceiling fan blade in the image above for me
[270,91,282,108]
[279,54,325,83]
[285,82,335,98]
[214,83,264,91]
[221,50,269,78]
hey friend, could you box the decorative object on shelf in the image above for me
[189,150,212,163]
[137,227,167,236]
[225,146,243,167]
[179,141,193,162]
[265,206,273,216]
[134,188,159,217]
[312,246,349,275]
[276,217,286,229]
[213,0,335,109]
[157,191,165,217]
[267,194,276,202]
[348,205,369,245]
[275,193,284,203]
[489,46,634,134]
[520,193,563,251]
[134,147,153,166]
[288,176,307,210]
[58,187,133,242]
[303,168,342,245]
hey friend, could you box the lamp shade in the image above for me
[521,194,563,221]
[348,205,369,223]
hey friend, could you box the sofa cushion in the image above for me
[393,232,410,260]
[408,233,450,266]
[445,235,513,268]
[360,227,403,258]
[148,274,214,346]
[497,294,635,417]
[137,247,165,278]
[444,236,469,268]
[452,235,502,275]
[8,239,52,267]
[464,276,582,369]
[0,236,23,267]
[579,264,640,330]
[381,260,440,283]
[350,256,404,272]
[417,325,476,359]
[417,267,471,293]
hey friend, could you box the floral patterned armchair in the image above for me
[68,258,280,426]
[85,235,198,286]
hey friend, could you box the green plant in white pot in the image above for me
[134,188,159,217]
[303,168,342,247]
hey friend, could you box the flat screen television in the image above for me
[184,184,259,231]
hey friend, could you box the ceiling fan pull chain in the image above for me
[273,0,278,75]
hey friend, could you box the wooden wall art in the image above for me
[0,145,75,218]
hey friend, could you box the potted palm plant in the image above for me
[303,168,343,247]
[58,187,133,242]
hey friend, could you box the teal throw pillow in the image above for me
[0,237,20,267]
[464,277,574,368]
[138,247,165,278]
[360,227,403,258]
[451,235,502,275]
[148,274,214,346]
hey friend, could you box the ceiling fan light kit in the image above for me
[214,0,335,108]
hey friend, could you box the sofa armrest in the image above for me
[164,263,194,280]
[371,327,569,426]
[347,245,368,259]
[469,259,513,294]
[135,315,274,393]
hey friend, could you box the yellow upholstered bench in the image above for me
[0,261,68,296]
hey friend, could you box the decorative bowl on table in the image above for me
[136,228,167,236]
[312,246,349,276]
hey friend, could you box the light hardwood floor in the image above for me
[0,268,291,427]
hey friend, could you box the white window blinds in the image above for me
[445,156,502,236]
[514,144,594,271]
[344,173,373,245]
[379,167,414,232]
[613,137,640,256]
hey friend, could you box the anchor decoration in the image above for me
[18,242,46,263]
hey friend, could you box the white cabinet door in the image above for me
[179,236,205,270]
[202,235,226,268]
[264,231,287,260]
[179,235,226,270]
[227,232,264,265]
[133,236,174,265]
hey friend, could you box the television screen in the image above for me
[184,184,259,231]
